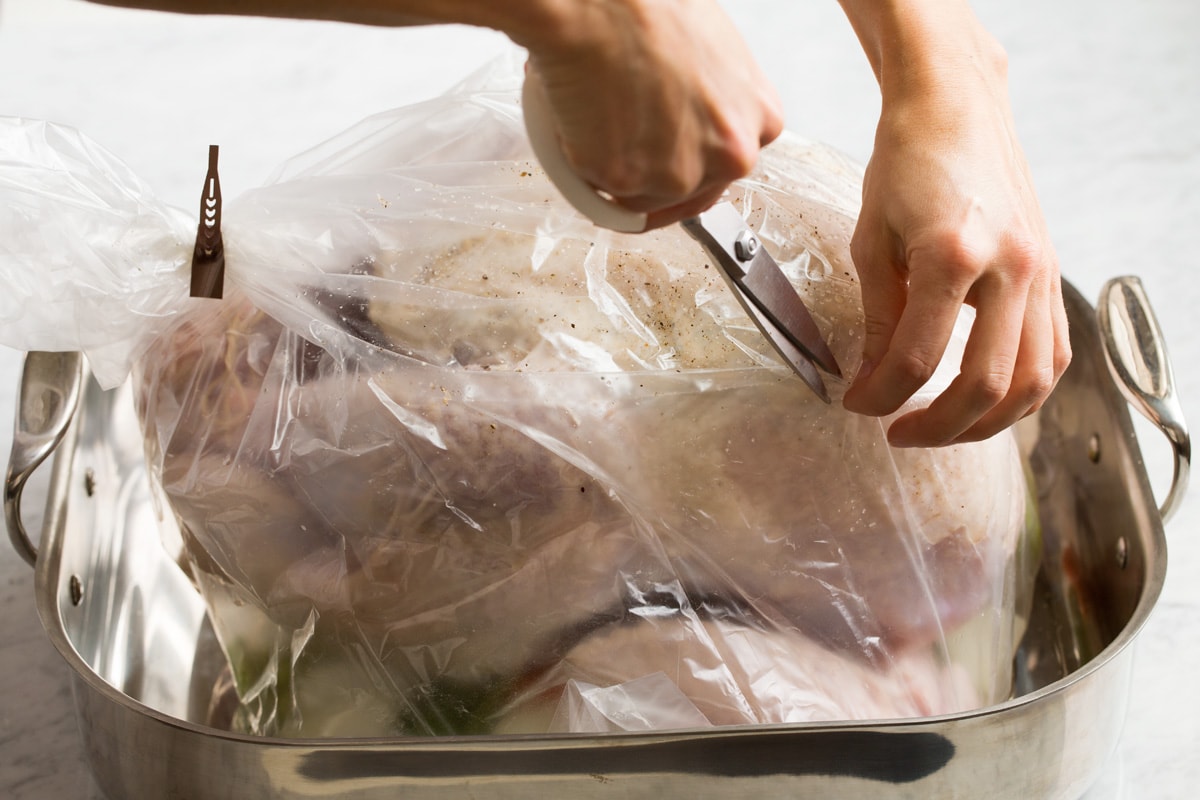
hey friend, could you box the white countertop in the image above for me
[1,1,1197,797]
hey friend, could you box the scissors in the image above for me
[521,76,842,402]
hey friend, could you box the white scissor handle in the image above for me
[521,71,649,234]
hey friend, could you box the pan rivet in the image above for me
[1116,537,1128,569]
[734,232,760,262]
[69,575,84,606]
[1087,433,1102,463]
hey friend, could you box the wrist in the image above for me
[465,0,579,48]
[319,0,585,41]
[503,0,644,59]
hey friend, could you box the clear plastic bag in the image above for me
[0,54,1036,738]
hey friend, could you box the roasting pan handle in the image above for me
[4,350,84,566]
[1097,276,1190,524]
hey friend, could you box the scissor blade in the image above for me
[738,289,832,403]
[738,244,843,378]
[683,203,842,379]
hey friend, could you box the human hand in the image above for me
[841,36,1071,448]
[513,0,783,230]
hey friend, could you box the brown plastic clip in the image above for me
[189,144,225,299]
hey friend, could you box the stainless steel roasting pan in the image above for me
[5,276,1189,800]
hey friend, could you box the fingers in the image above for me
[643,183,732,230]
[607,92,783,227]
[871,260,1071,449]
[842,215,1072,449]
[638,113,785,228]
[523,0,783,226]
[945,269,1072,445]
[884,272,1027,447]
[843,242,970,420]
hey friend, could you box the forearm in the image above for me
[82,0,567,42]
[84,1,782,227]
[836,0,1008,103]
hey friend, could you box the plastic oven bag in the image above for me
[0,54,1038,738]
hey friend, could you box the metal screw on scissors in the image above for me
[734,232,760,263]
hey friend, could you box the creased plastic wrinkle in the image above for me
[0,52,1037,738]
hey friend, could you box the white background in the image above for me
[1,1,1197,797]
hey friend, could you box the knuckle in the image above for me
[848,231,872,270]
[759,95,785,146]
[859,312,895,341]
[711,134,760,183]
[762,112,784,146]
[848,227,889,282]
[848,237,867,272]
[919,230,987,288]
[893,349,941,388]
[974,371,1013,407]
[985,40,1011,81]
[1001,235,1049,285]
[1020,364,1057,404]
[593,156,698,202]
[919,227,1058,293]
[595,158,653,197]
